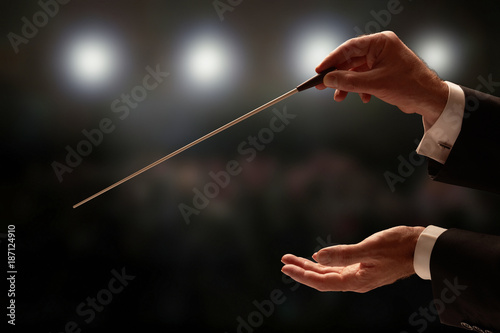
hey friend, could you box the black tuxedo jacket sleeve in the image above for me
[426,86,500,332]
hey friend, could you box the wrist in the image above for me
[420,79,449,130]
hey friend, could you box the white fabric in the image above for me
[414,225,447,280]
[416,82,465,164]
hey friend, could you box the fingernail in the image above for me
[281,254,290,263]
[324,74,338,88]
[316,251,331,265]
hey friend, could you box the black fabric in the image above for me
[428,86,500,194]
[430,228,500,331]
[426,86,500,332]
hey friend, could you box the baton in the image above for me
[73,67,336,208]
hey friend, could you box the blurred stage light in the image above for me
[411,30,464,80]
[65,35,118,87]
[299,33,340,73]
[185,37,228,84]
[177,28,242,94]
[287,17,349,81]
[51,23,129,99]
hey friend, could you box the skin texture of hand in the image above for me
[316,31,449,130]
[281,226,425,293]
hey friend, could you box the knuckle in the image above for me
[380,30,402,48]
[381,30,397,39]
[341,44,356,59]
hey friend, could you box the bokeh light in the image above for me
[411,29,464,80]
[185,36,229,84]
[178,28,242,92]
[287,16,349,81]
[64,35,118,87]
[52,23,129,99]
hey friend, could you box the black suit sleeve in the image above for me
[428,86,500,194]
[430,228,500,331]
[426,87,500,332]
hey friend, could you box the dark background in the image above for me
[2,0,500,332]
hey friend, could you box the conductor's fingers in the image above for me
[316,34,384,73]
[313,243,371,267]
[281,254,342,274]
[323,69,380,95]
[281,264,343,292]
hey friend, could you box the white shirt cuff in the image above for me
[414,225,447,280]
[416,81,465,164]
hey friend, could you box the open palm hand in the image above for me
[281,226,424,293]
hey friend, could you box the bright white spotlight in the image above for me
[182,32,238,90]
[186,38,227,83]
[64,33,121,90]
[412,31,463,79]
[300,33,339,72]
[288,20,348,81]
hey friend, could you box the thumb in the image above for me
[324,70,374,95]
[313,243,370,266]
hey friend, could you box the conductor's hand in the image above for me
[316,31,448,129]
[281,226,424,293]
